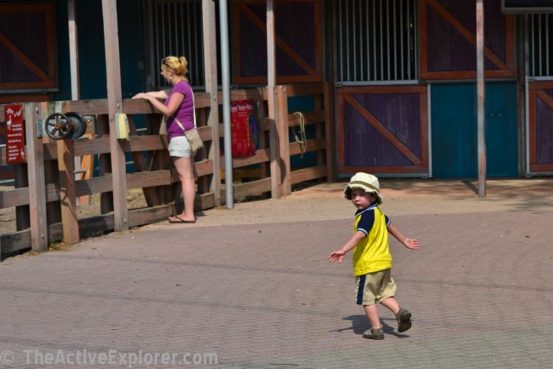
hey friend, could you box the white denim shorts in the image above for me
[168,136,192,158]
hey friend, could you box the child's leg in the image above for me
[363,304,381,329]
[380,296,412,333]
[380,296,400,315]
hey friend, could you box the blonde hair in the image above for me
[161,56,189,81]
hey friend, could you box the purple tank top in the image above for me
[165,81,195,140]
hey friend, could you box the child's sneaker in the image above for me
[362,327,384,340]
[396,308,412,333]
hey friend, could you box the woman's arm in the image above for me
[144,92,184,117]
[132,89,169,100]
[132,89,186,117]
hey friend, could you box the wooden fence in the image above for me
[0,82,334,261]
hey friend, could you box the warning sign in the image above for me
[231,100,257,158]
[3,104,26,164]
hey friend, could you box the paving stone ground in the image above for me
[0,179,552,369]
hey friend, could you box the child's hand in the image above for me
[328,250,345,263]
[403,238,419,250]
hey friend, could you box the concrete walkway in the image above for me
[0,179,552,368]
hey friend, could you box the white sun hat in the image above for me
[343,172,383,204]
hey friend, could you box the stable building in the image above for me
[1,0,552,180]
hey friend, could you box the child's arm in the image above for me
[387,223,419,250]
[328,231,365,263]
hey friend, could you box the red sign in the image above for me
[231,99,256,158]
[3,104,26,164]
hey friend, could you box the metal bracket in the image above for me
[83,115,96,135]
[36,120,44,138]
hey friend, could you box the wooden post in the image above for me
[517,15,527,176]
[57,138,79,245]
[276,86,291,196]
[268,90,281,198]
[42,103,61,227]
[257,88,269,179]
[202,0,221,205]
[25,103,48,252]
[476,0,486,197]
[101,0,129,231]
[266,0,281,198]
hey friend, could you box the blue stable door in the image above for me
[431,82,518,178]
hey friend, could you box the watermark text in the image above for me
[0,349,217,368]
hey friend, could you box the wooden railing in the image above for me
[0,82,334,260]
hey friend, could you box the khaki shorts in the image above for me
[168,136,192,158]
[354,269,397,306]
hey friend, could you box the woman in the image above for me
[133,56,197,223]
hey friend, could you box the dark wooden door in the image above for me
[431,82,518,178]
[529,81,553,173]
[336,86,428,176]
[0,2,57,92]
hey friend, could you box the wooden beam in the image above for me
[0,146,5,166]
[226,148,270,168]
[266,0,281,198]
[101,0,129,231]
[476,0,486,197]
[255,87,269,179]
[0,188,28,208]
[282,83,324,97]
[291,165,326,185]
[57,138,80,245]
[287,111,325,127]
[276,85,291,195]
[0,229,31,261]
[233,177,271,199]
[25,103,48,252]
[268,95,281,198]
[202,0,221,206]
[60,93,211,115]
[289,138,326,156]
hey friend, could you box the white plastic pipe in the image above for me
[218,0,234,208]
